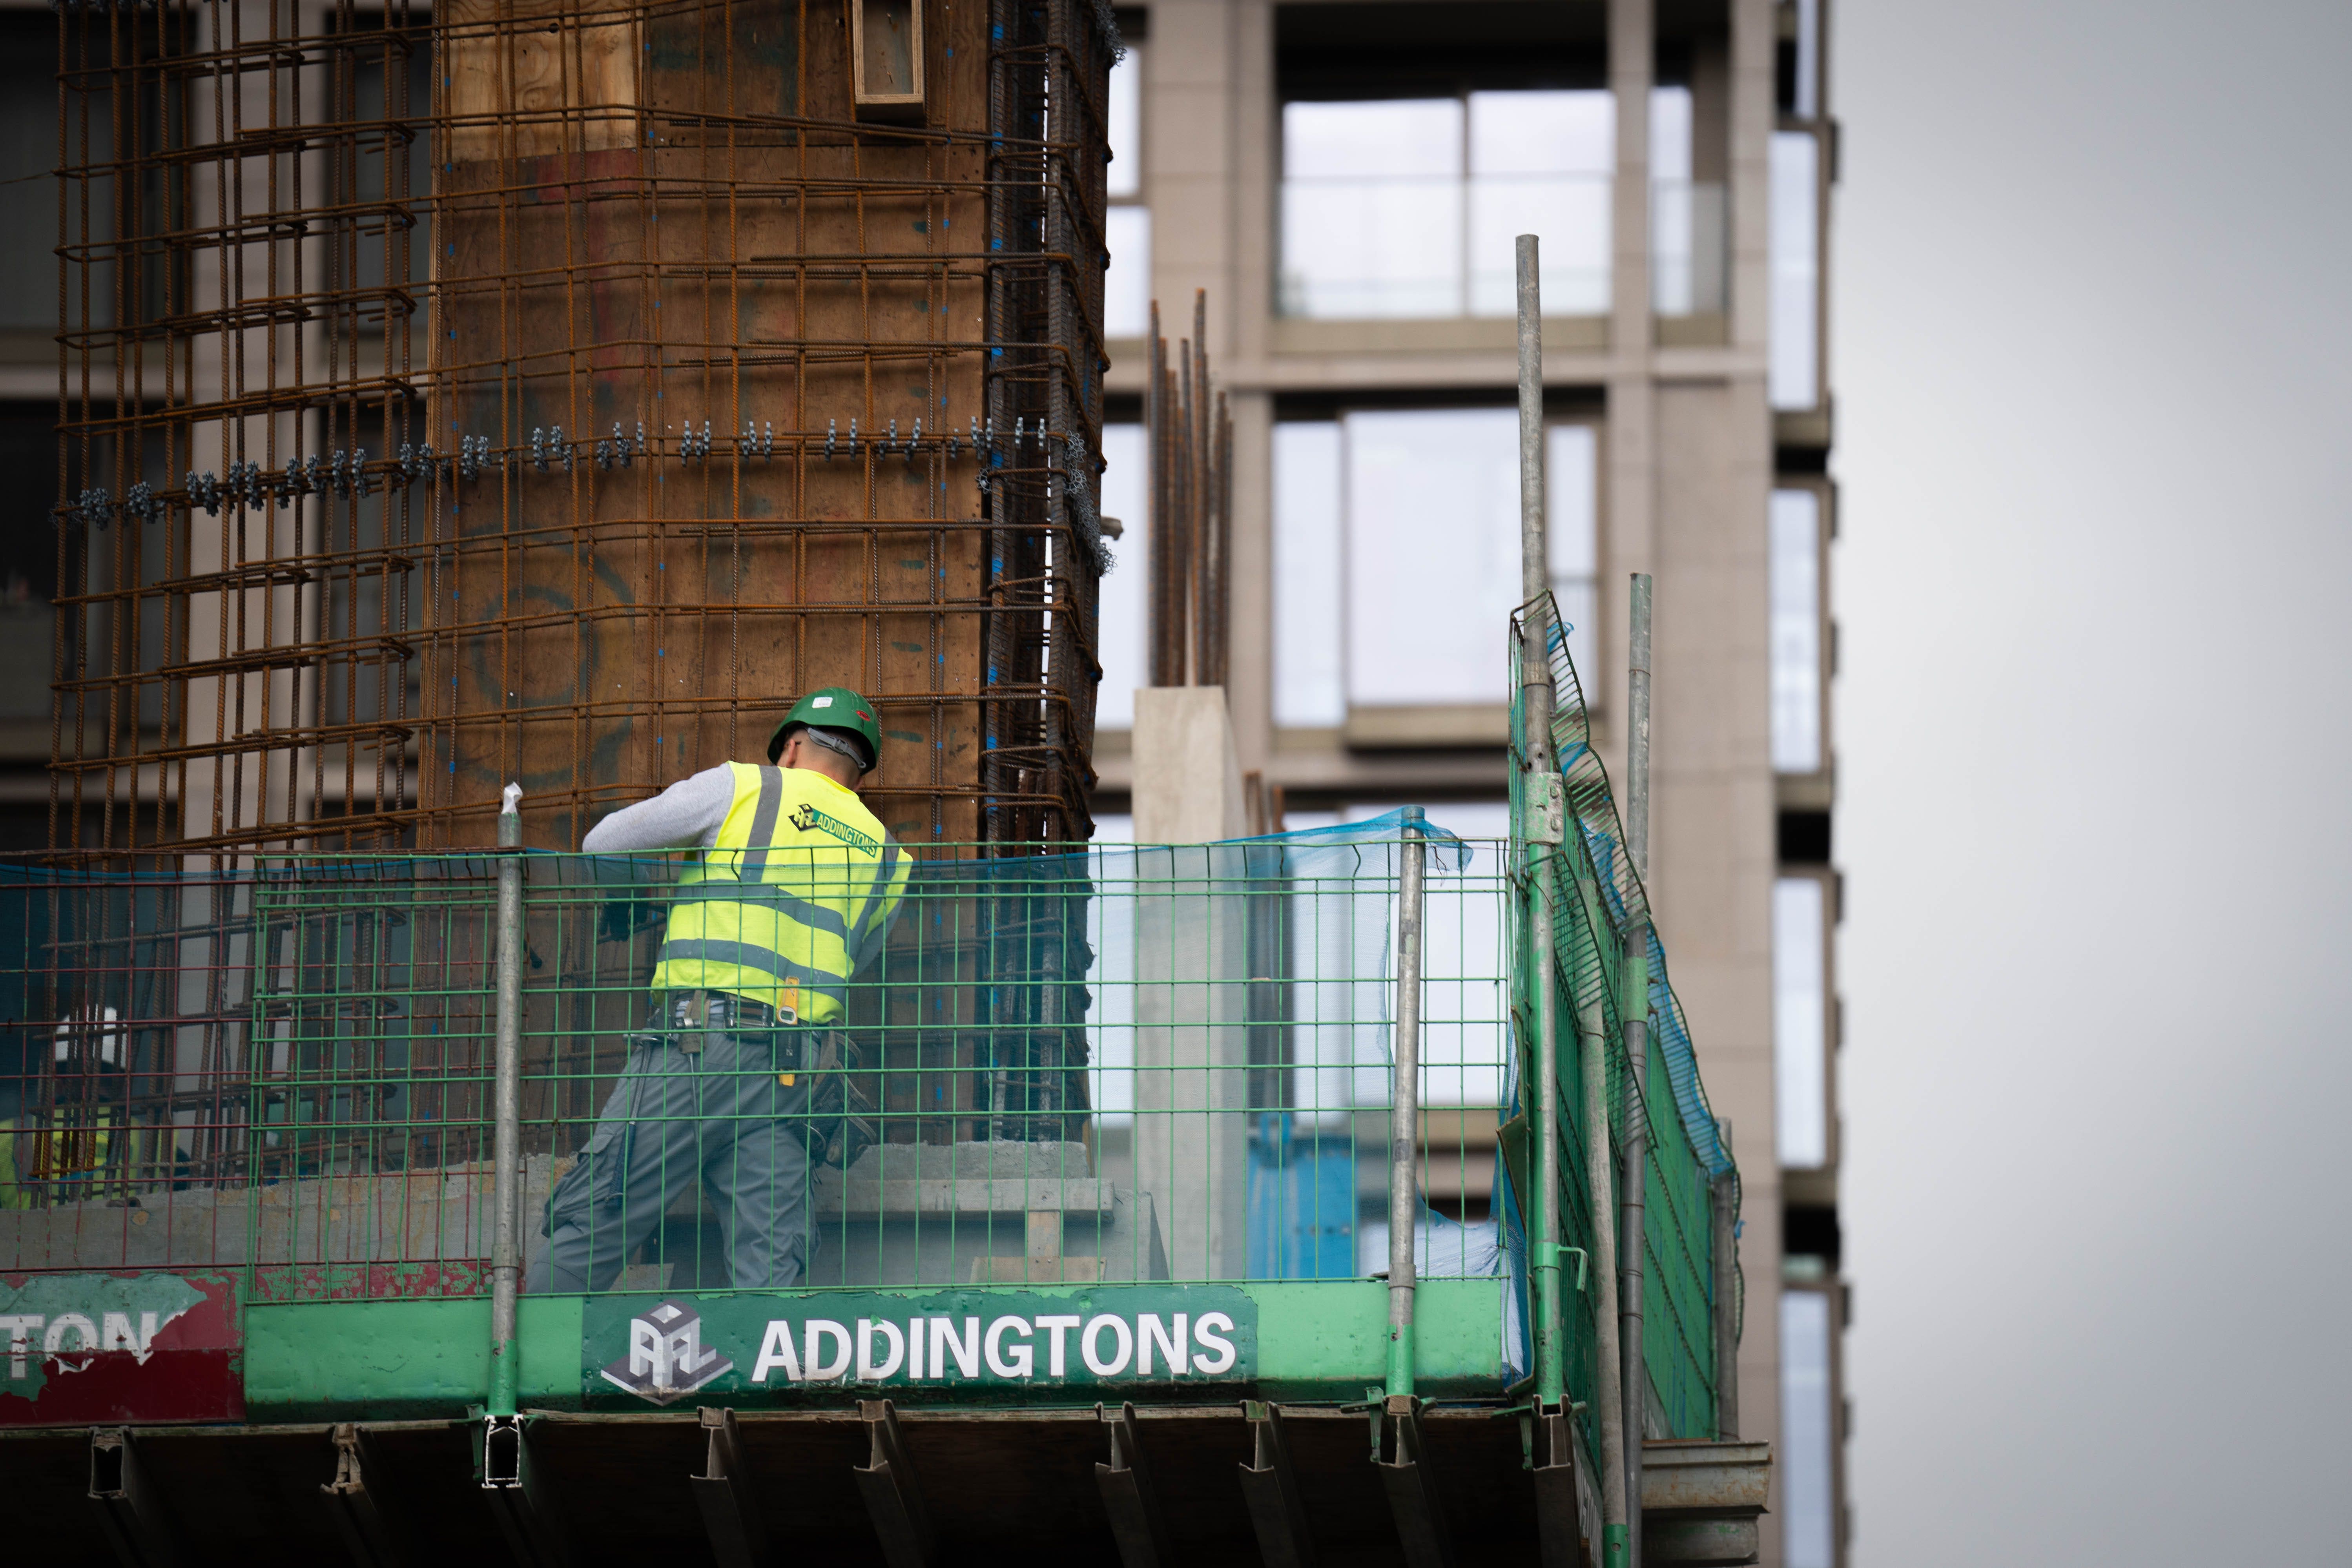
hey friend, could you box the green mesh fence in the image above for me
[0,824,1525,1319]
[0,628,1738,1432]
[1503,592,1740,1453]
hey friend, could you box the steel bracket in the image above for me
[1238,1400,1317,1568]
[1094,1400,1172,1568]
[1532,1400,1594,1568]
[321,1422,407,1568]
[89,1426,181,1568]
[853,1398,934,1568]
[479,1414,572,1568]
[692,1406,773,1568]
[1521,773,1566,845]
[1375,1395,1457,1568]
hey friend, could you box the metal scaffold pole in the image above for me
[1386,807,1428,1399]
[1714,1119,1741,1440]
[1513,233,1567,1415]
[1620,574,1654,1564]
[1581,983,1628,1568]
[489,783,525,1421]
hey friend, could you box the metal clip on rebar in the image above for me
[909,417,921,463]
[825,418,837,460]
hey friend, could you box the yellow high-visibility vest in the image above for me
[649,764,907,1023]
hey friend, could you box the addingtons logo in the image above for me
[787,802,879,855]
[601,1301,733,1405]
[579,1287,1260,1402]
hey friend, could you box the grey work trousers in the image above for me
[529,1024,812,1291]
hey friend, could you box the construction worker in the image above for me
[529,688,908,1291]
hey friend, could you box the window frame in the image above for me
[1267,400,1604,741]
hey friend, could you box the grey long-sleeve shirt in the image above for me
[580,765,737,852]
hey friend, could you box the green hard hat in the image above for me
[768,686,882,772]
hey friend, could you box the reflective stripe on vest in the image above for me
[650,764,900,1021]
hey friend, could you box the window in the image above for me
[1774,874,1828,1170]
[1272,423,1344,727]
[1347,408,1523,706]
[1094,421,1148,727]
[0,407,56,722]
[1770,488,1823,773]
[1769,129,1821,410]
[0,16,59,335]
[1103,45,1150,339]
[1650,86,1725,317]
[1546,423,1599,680]
[1280,91,1612,320]
[1404,798,1510,1109]
[1779,1287,1838,1568]
[1780,0,1824,120]
[1274,409,1599,725]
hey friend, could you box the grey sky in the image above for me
[1834,0,2352,1561]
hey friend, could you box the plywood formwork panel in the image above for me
[54,0,1115,859]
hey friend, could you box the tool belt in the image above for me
[661,987,793,1034]
[639,989,877,1169]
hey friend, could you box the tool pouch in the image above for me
[799,1030,878,1170]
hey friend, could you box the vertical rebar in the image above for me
[1513,233,1571,1418]
[1714,1118,1741,1440]
[1621,571,1654,1559]
[488,782,524,1418]
[1385,806,1427,1400]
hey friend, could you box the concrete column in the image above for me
[1132,686,1248,844]
[1649,372,1779,1561]
[1723,10,1783,1556]
[1229,0,1276,364]
[1127,686,1250,1282]
[1147,0,1239,358]
[1604,0,1658,766]
[1730,0,1775,355]
[1225,392,1275,774]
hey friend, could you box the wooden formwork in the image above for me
[52,0,1114,857]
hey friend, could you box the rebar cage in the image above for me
[52,0,1116,857]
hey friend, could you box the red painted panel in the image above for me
[0,1271,242,1426]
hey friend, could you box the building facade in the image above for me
[1085,0,1846,1561]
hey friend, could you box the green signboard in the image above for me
[581,1285,1257,1406]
